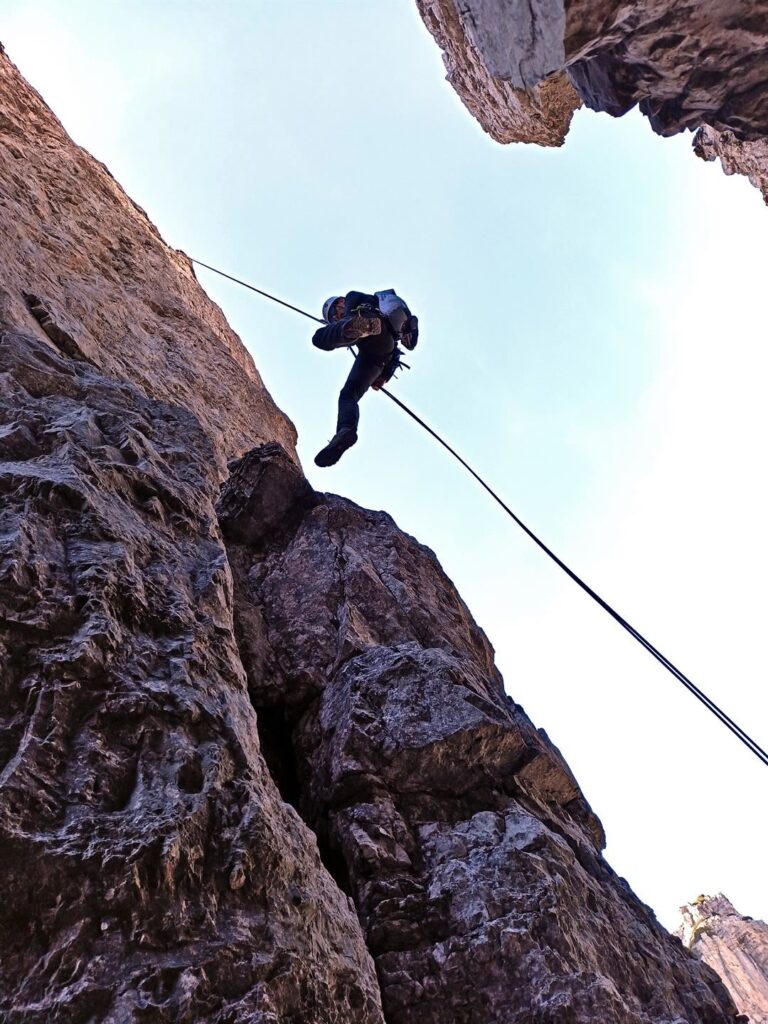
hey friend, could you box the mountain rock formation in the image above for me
[693,126,768,204]
[416,0,768,201]
[678,895,768,1024]
[0,38,745,1024]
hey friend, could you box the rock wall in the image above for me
[0,333,383,1023]
[220,448,739,1024]
[693,126,768,204]
[678,895,768,1024]
[416,0,768,199]
[416,0,581,146]
[0,41,295,463]
[0,43,381,1024]
[0,36,746,1024]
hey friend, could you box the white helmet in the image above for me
[322,295,342,323]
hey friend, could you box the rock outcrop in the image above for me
[0,35,747,1024]
[221,451,738,1023]
[416,0,768,198]
[678,895,768,1024]
[416,0,581,146]
[693,126,768,204]
[0,332,384,1023]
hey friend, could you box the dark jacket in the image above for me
[312,291,396,359]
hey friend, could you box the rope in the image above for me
[190,256,768,769]
[190,258,324,324]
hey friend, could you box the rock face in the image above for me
[416,0,581,146]
[221,452,738,1024]
[678,895,768,1024]
[0,35,747,1024]
[0,41,295,464]
[0,331,384,1023]
[0,43,381,1024]
[693,126,768,205]
[416,0,768,197]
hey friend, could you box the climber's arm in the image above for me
[312,320,351,351]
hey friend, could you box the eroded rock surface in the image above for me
[416,1,768,196]
[694,126,768,204]
[416,0,581,146]
[562,1,768,139]
[0,332,384,1023]
[0,43,295,463]
[223,450,739,1024]
[678,895,768,1024]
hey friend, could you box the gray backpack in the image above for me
[375,289,419,350]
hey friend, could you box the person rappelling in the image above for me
[312,289,418,467]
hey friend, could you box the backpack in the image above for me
[375,289,419,351]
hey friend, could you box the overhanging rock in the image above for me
[417,0,768,197]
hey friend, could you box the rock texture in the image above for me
[416,0,581,146]
[0,41,295,464]
[416,0,768,196]
[694,126,768,204]
[0,42,382,1024]
[0,34,749,1024]
[222,451,739,1024]
[0,332,384,1023]
[678,895,768,1024]
[563,1,768,140]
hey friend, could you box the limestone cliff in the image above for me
[0,41,295,462]
[416,0,768,200]
[678,895,768,1024]
[0,39,744,1024]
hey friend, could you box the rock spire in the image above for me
[678,895,768,1024]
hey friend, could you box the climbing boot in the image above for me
[314,428,358,467]
[343,314,382,342]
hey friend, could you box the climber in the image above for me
[311,290,418,467]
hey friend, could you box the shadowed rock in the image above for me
[0,331,384,1024]
[218,443,315,547]
[416,0,768,198]
[224,446,738,1024]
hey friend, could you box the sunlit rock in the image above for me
[678,894,768,1024]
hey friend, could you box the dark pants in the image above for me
[337,346,389,432]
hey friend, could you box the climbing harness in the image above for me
[372,347,409,391]
[189,256,768,771]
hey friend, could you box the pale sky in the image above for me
[3,0,766,933]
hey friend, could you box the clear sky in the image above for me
[3,0,766,933]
